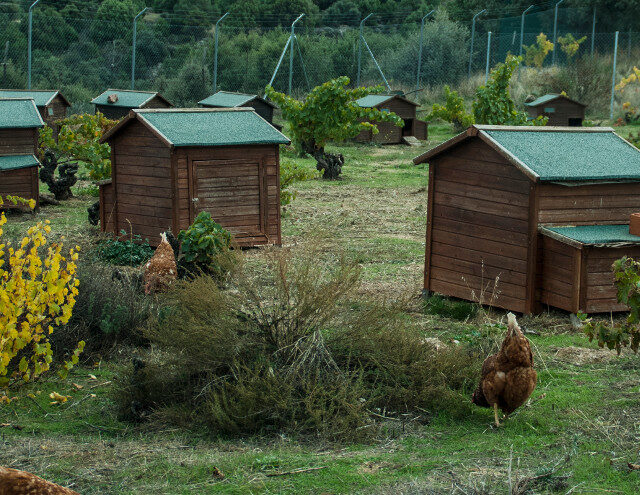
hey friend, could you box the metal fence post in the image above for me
[213,12,229,93]
[468,9,486,78]
[610,31,619,121]
[288,14,304,95]
[416,10,434,92]
[552,0,563,64]
[591,7,596,56]
[131,7,148,90]
[519,5,534,59]
[485,31,492,84]
[357,13,372,87]
[27,0,40,89]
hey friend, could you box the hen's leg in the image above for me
[493,403,500,427]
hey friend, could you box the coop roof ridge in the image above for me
[91,89,173,108]
[134,107,254,113]
[524,93,587,108]
[413,125,640,182]
[0,89,69,106]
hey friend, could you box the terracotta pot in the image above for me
[630,213,640,236]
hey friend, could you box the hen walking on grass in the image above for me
[472,313,537,427]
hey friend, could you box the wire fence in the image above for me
[0,3,636,118]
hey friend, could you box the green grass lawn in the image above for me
[2,123,640,494]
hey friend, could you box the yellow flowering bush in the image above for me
[615,66,640,91]
[0,196,84,392]
[524,33,554,68]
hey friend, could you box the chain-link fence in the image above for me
[0,2,636,118]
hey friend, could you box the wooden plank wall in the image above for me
[41,95,69,138]
[96,105,130,120]
[0,167,38,206]
[110,120,173,244]
[426,138,532,313]
[142,97,172,109]
[177,145,281,247]
[0,128,38,155]
[538,183,640,226]
[99,181,115,233]
[413,120,428,140]
[584,246,640,313]
[537,235,579,312]
[243,101,274,123]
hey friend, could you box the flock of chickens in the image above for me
[1,232,538,493]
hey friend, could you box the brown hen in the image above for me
[0,466,79,494]
[143,232,177,294]
[472,313,537,427]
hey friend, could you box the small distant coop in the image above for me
[199,91,278,127]
[91,89,173,120]
[0,98,44,209]
[0,89,70,135]
[355,94,428,144]
[99,108,290,247]
[414,125,640,314]
[525,94,586,126]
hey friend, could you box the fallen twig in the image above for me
[266,466,326,477]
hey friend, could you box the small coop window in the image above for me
[544,107,555,113]
[47,107,54,116]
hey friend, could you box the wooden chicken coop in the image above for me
[525,94,586,126]
[99,108,290,247]
[91,89,173,120]
[355,94,428,144]
[0,98,44,209]
[0,89,70,134]
[199,91,278,127]
[414,125,640,314]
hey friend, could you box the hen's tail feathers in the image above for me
[471,383,490,408]
[507,312,523,337]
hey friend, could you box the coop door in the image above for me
[190,159,267,241]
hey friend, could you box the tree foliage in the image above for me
[524,33,554,68]
[580,256,640,354]
[39,113,118,182]
[473,55,548,126]
[558,33,587,59]
[0,196,83,394]
[265,77,403,179]
[428,85,474,132]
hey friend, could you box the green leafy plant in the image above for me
[178,212,232,265]
[280,159,317,205]
[428,85,474,132]
[524,33,554,68]
[39,112,118,182]
[580,256,640,354]
[558,33,587,60]
[96,230,154,266]
[473,55,548,126]
[265,77,403,179]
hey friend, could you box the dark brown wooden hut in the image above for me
[0,98,44,209]
[355,94,428,144]
[525,94,586,126]
[414,125,640,314]
[99,108,290,247]
[91,89,173,120]
[0,90,70,134]
[198,91,277,126]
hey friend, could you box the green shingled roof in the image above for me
[543,225,640,245]
[199,91,257,107]
[0,89,61,107]
[0,98,44,128]
[482,129,640,181]
[134,109,289,147]
[525,94,561,107]
[0,154,40,171]
[356,95,395,108]
[92,89,161,108]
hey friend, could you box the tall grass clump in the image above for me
[115,246,482,440]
